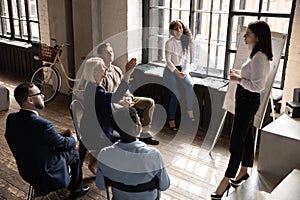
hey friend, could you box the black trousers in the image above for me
[225,85,260,178]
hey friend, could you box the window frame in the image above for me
[142,0,296,89]
[0,0,40,43]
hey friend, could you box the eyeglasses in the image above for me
[28,92,43,97]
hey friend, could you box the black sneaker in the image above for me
[139,137,159,145]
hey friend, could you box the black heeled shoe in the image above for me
[211,184,230,200]
[230,173,250,187]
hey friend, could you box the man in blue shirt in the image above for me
[96,107,170,200]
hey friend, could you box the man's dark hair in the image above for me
[112,107,139,138]
[14,82,34,106]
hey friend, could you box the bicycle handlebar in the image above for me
[50,38,72,50]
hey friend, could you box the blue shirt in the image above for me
[96,141,170,200]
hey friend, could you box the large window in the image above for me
[0,0,40,42]
[143,0,296,89]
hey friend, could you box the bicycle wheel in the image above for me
[31,65,62,104]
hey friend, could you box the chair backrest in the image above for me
[69,99,84,140]
[105,176,160,200]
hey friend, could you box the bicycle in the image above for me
[31,38,80,104]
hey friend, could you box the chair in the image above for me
[104,176,161,200]
[69,99,97,173]
[69,99,84,140]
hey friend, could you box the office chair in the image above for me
[104,176,161,200]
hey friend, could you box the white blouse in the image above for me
[240,51,270,93]
[165,37,189,72]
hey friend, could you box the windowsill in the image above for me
[135,63,229,91]
[0,38,32,48]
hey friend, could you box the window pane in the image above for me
[230,16,258,50]
[1,0,9,17]
[150,0,166,7]
[11,0,19,18]
[19,0,26,20]
[262,0,292,13]
[21,20,27,37]
[195,0,211,10]
[149,8,169,34]
[211,13,227,42]
[29,0,38,19]
[193,12,210,38]
[149,35,168,63]
[274,59,284,87]
[234,0,259,11]
[212,0,230,12]
[170,10,189,23]
[4,18,11,36]
[193,42,209,73]
[261,17,290,34]
[170,0,190,10]
[13,19,20,37]
[30,22,39,40]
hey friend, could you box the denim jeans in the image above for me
[163,66,194,120]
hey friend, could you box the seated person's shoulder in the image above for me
[138,145,162,155]
[33,115,53,125]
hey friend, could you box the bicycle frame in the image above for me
[45,49,80,90]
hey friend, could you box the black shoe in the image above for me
[211,184,230,200]
[70,186,90,200]
[139,137,159,145]
[230,173,250,187]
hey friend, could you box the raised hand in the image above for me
[123,58,137,82]
[125,58,137,72]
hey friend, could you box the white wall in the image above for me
[47,0,70,94]
[127,0,143,65]
[73,0,93,73]
[38,0,50,44]
[282,1,300,112]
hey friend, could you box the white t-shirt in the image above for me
[165,37,189,72]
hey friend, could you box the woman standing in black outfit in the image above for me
[211,21,273,199]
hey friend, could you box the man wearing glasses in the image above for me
[5,82,89,199]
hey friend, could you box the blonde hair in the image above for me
[83,57,105,83]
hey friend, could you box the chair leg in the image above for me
[28,185,34,200]
[157,190,161,200]
[106,187,110,200]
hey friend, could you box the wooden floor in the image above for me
[0,72,281,200]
